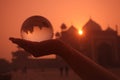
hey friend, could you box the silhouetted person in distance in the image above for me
[60,67,63,76]
[65,66,69,76]
[9,37,119,80]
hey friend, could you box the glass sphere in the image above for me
[21,16,53,42]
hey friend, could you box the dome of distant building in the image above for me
[105,27,114,32]
[82,19,102,32]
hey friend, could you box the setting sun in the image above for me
[78,30,83,35]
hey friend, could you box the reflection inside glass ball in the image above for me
[21,26,53,42]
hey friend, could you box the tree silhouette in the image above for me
[55,32,61,38]
[0,59,11,74]
[11,49,31,72]
[0,59,11,80]
[60,23,67,31]
[12,49,31,60]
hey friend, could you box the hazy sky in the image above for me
[0,0,120,61]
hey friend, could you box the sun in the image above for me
[78,30,83,35]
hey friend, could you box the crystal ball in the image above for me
[21,16,53,42]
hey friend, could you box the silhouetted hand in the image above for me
[9,37,63,57]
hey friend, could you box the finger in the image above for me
[9,37,40,56]
[9,37,19,43]
[9,37,60,57]
[9,37,32,48]
[9,37,25,45]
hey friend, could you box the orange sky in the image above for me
[0,0,120,61]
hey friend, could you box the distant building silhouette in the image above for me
[60,19,120,67]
